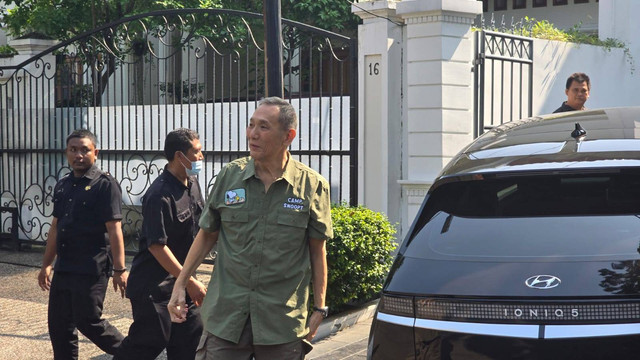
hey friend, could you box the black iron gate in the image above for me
[0,9,358,249]
[474,30,533,137]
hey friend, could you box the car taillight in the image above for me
[379,294,414,317]
[414,297,501,321]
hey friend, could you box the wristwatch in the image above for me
[313,306,329,318]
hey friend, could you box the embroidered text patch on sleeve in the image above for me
[225,188,246,205]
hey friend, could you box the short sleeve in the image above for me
[199,167,225,232]
[99,176,123,223]
[308,178,333,240]
[142,194,173,246]
[51,181,64,219]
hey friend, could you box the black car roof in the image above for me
[433,107,640,191]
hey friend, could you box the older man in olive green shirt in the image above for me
[168,97,332,359]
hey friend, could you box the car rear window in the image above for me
[427,171,640,218]
[406,170,640,259]
[408,212,640,259]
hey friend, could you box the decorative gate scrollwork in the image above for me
[0,9,357,250]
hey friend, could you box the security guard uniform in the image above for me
[553,101,584,113]
[115,168,204,359]
[48,165,124,358]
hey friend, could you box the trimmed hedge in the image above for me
[323,204,397,313]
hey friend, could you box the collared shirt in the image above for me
[52,165,123,275]
[199,155,333,345]
[127,167,204,299]
[553,101,585,113]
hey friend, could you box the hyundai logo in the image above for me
[525,275,561,289]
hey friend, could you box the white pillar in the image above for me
[396,0,481,236]
[4,38,58,111]
[352,1,404,227]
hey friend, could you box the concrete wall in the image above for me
[482,0,639,114]
[534,38,635,115]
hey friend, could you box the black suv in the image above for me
[368,108,640,359]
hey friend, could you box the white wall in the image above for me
[481,0,640,115]
[533,38,637,115]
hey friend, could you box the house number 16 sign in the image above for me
[368,62,380,76]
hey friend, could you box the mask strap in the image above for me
[178,151,191,169]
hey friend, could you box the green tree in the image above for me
[2,0,208,105]
[3,0,205,40]
[1,1,359,103]
[213,0,359,36]
[2,0,357,42]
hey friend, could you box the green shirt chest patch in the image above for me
[283,197,305,211]
[225,188,246,205]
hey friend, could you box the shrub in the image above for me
[322,204,397,313]
[0,45,17,57]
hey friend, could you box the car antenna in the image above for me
[571,123,587,139]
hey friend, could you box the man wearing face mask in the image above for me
[114,128,206,360]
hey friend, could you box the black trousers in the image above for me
[114,294,203,360]
[48,271,124,360]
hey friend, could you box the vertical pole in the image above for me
[263,0,284,98]
[479,31,486,135]
[473,30,479,138]
[349,38,359,207]
[528,40,534,118]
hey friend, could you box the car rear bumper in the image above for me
[378,312,640,339]
[369,312,640,359]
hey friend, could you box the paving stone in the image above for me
[0,248,371,360]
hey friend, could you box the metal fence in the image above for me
[474,30,533,137]
[0,9,358,249]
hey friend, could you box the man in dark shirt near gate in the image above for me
[38,129,128,359]
[115,128,206,360]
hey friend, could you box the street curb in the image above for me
[312,299,379,343]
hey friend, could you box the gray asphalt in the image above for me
[0,246,370,359]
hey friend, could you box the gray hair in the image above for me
[258,97,298,131]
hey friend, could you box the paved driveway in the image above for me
[0,248,371,359]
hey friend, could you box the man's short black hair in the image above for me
[565,72,590,90]
[164,128,200,161]
[66,129,98,147]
